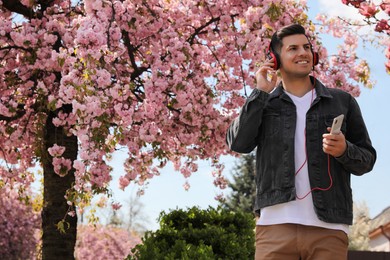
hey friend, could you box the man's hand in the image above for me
[322,127,347,157]
[255,59,277,93]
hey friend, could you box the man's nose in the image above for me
[298,47,307,55]
[298,46,310,56]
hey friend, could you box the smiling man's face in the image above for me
[279,34,313,78]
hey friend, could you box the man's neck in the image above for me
[281,75,313,97]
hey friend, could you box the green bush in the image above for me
[127,206,255,259]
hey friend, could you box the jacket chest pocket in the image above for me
[261,111,280,137]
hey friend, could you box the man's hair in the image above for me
[270,24,307,55]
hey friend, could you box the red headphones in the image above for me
[266,37,319,70]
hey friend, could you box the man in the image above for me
[226,24,376,260]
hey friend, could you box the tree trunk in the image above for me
[41,107,78,260]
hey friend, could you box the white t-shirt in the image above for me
[256,89,349,234]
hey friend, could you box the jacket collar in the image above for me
[269,76,333,100]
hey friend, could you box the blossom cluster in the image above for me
[340,0,390,71]
[75,224,141,260]
[0,0,375,210]
[342,0,390,31]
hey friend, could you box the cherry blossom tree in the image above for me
[0,186,40,259]
[0,0,373,258]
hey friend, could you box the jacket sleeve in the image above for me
[335,96,376,175]
[226,88,269,153]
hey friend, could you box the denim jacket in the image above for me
[226,77,376,225]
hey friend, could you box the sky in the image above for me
[104,1,390,231]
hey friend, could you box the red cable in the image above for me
[295,154,333,200]
[294,84,334,200]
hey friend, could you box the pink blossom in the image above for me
[214,193,225,201]
[385,46,390,74]
[89,162,112,188]
[95,69,111,87]
[0,102,13,117]
[342,0,366,8]
[375,19,390,32]
[359,2,378,18]
[380,1,390,15]
[53,157,72,177]
[112,202,122,210]
[183,181,191,191]
[73,160,86,173]
[96,196,107,208]
[119,176,130,190]
[48,144,66,157]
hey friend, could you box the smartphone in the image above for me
[330,114,344,134]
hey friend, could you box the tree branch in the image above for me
[122,30,149,81]
[0,104,26,122]
[187,16,220,45]
[2,0,34,19]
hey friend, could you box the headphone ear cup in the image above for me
[266,44,279,70]
[267,51,279,70]
[313,52,319,66]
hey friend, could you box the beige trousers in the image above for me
[255,224,348,260]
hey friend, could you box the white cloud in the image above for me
[317,0,361,19]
